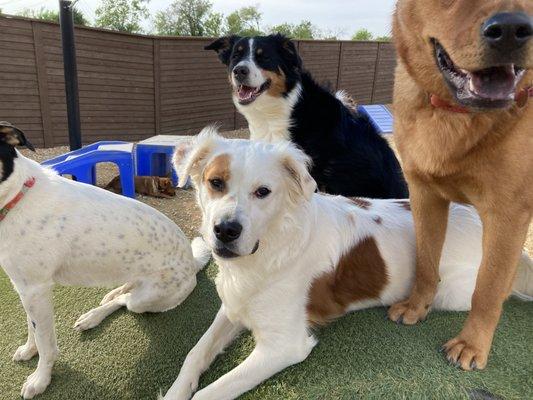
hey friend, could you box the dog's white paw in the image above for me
[74,309,105,331]
[160,375,198,400]
[13,343,38,362]
[21,369,51,399]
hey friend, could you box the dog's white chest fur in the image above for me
[235,84,302,143]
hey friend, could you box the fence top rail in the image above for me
[0,14,393,45]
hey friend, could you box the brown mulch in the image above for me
[20,129,532,257]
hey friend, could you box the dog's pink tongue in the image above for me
[238,86,256,100]
[470,66,516,100]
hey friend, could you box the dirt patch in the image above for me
[19,129,532,257]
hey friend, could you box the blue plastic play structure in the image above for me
[136,144,178,186]
[358,105,394,134]
[41,141,136,198]
[136,135,189,186]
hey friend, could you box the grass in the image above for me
[1,263,532,400]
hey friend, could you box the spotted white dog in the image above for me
[0,122,210,399]
[161,128,532,400]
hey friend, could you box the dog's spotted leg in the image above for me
[443,210,530,371]
[161,306,243,400]
[18,285,58,399]
[13,316,38,362]
[388,182,450,324]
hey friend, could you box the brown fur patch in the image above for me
[203,154,231,196]
[373,216,383,224]
[0,125,20,145]
[263,69,287,97]
[350,197,371,210]
[394,200,411,211]
[307,237,389,325]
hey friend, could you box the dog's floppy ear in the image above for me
[173,126,220,188]
[204,36,240,65]
[273,34,302,71]
[279,143,317,203]
[0,121,35,151]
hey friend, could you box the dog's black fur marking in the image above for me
[291,72,408,198]
[0,122,35,182]
[206,35,408,199]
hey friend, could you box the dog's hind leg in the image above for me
[75,276,198,331]
[74,293,131,331]
[125,274,198,314]
[13,315,38,362]
[99,282,133,305]
[18,285,58,399]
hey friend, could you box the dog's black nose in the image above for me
[482,12,532,52]
[233,65,249,82]
[214,221,243,243]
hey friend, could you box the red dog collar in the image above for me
[430,86,533,113]
[0,177,36,222]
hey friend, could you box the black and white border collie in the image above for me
[205,34,408,199]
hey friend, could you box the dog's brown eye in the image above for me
[209,178,225,191]
[254,186,271,199]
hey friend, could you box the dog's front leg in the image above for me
[443,209,530,371]
[162,306,243,400]
[13,315,38,361]
[18,284,58,399]
[192,337,315,400]
[389,179,450,324]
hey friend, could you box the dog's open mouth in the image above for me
[236,80,271,105]
[433,40,526,109]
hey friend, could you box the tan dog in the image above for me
[106,176,176,198]
[388,0,532,371]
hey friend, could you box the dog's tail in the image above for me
[512,252,533,301]
[191,236,211,272]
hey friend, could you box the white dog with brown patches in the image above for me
[162,128,532,400]
[0,122,210,399]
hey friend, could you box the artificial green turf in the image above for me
[1,264,532,400]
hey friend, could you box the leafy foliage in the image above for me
[269,20,318,39]
[12,0,389,42]
[225,6,264,36]
[19,6,88,26]
[95,0,149,33]
[351,28,373,41]
[153,0,215,36]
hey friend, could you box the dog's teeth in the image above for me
[468,77,476,93]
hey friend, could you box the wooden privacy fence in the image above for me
[0,15,397,148]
